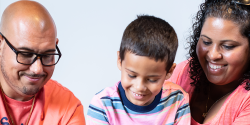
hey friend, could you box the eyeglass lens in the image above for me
[17,52,60,66]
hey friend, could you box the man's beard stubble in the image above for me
[0,54,40,96]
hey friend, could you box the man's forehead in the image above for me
[5,30,57,53]
[14,23,56,40]
[7,25,56,44]
[15,41,57,53]
[3,15,57,49]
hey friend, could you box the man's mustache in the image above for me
[20,72,46,78]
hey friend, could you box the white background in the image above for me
[0,0,203,115]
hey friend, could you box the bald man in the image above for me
[0,1,85,125]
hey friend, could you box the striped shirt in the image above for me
[87,81,190,125]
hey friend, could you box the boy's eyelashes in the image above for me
[148,79,158,83]
[127,74,159,83]
[128,74,136,78]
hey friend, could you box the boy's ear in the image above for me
[117,51,122,71]
[165,63,176,80]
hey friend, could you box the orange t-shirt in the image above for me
[0,79,85,125]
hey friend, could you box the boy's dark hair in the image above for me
[119,15,178,72]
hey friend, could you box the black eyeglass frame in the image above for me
[0,32,62,66]
[232,0,250,5]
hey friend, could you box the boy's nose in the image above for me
[135,80,146,92]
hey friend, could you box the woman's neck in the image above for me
[209,80,240,100]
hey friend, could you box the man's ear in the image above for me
[0,34,5,56]
[117,51,122,71]
[56,38,59,45]
[165,63,176,80]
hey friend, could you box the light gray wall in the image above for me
[0,0,203,115]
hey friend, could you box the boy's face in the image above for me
[117,52,175,106]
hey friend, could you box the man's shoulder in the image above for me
[43,79,80,102]
[40,81,84,124]
[44,79,72,93]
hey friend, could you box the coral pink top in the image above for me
[168,60,250,125]
[0,79,85,125]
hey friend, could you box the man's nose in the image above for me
[29,57,43,74]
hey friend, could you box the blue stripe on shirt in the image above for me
[87,104,109,122]
[174,103,190,120]
[99,90,185,115]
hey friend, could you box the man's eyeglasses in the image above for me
[0,32,62,66]
[232,0,250,5]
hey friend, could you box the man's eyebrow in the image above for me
[44,49,56,53]
[17,47,56,53]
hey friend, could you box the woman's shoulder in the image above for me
[176,59,190,71]
[170,60,189,81]
[167,59,193,91]
[232,83,250,103]
[171,60,189,77]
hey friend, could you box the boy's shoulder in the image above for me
[93,82,120,100]
[163,81,187,92]
[162,81,189,99]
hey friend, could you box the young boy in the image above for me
[86,15,190,125]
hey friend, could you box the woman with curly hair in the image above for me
[168,0,250,124]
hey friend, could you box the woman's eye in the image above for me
[148,79,158,83]
[203,40,211,45]
[223,45,235,50]
[128,74,136,78]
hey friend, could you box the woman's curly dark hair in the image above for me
[188,0,250,92]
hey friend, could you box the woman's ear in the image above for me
[117,51,122,71]
[165,63,176,80]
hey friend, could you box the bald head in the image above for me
[0,0,57,37]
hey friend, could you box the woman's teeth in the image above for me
[209,63,224,69]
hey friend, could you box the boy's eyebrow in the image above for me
[147,75,162,77]
[125,68,138,74]
[125,68,162,77]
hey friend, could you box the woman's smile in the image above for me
[207,62,227,75]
